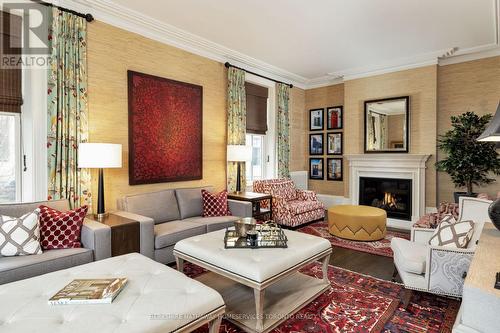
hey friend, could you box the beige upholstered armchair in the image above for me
[391,197,492,297]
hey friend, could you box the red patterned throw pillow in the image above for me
[202,190,231,217]
[38,205,88,250]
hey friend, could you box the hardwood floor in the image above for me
[289,218,408,281]
[329,246,397,281]
[327,227,407,282]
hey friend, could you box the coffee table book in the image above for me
[48,278,127,305]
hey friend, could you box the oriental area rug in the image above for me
[187,262,460,333]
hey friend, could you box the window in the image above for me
[245,133,266,182]
[242,74,277,184]
[0,112,21,203]
[0,10,46,203]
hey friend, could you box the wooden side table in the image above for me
[92,213,140,257]
[228,191,273,221]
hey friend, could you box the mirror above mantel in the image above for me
[364,96,409,153]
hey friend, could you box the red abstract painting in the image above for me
[127,70,203,185]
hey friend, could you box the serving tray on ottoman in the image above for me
[174,229,332,333]
[0,253,225,333]
[224,223,288,249]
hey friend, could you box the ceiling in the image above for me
[73,0,499,87]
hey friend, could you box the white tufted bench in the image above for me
[174,229,332,333]
[0,253,225,333]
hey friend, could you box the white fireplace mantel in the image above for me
[345,154,430,229]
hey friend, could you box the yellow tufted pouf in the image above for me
[328,205,387,241]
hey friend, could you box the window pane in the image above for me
[245,134,252,181]
[244,134,266,182]
[0,114,17,203]
[252,135,263,181]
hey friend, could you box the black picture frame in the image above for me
[309,158,324,180]
[327,132,343,155]
[364,96,410,154]
[309,133,324,155]
[327,158,343,181]
[309,108,324,131]
[327,106,343,130]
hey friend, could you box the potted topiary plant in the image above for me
[436,111,500,203]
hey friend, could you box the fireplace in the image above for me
[359,177,412,221]
[347,154,429,229]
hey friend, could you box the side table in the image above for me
[227,191,273,221]
[90,213,140,257]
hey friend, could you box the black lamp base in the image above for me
[97,168,106,219]
[489,198,500,231]
[235,162,242,193]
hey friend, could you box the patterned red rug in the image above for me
[298,221,410,258]
[188,262,460,333]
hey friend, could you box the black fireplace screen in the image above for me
[359,177,412,221]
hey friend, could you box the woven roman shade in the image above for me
[0,11,23,113]
[245,82,268,135]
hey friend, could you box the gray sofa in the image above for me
[116,186,252,264]
[0,199,111,285]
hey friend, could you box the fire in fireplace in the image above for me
[381,192,398,209]
[359,177,412,220]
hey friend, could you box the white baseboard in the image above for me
[387,218,412,230]
[316,194,350,208]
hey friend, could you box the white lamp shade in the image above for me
[78,143,122,168]
[227,145,252,162]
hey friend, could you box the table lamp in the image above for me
[477,102,500,230]
[227,144,252,193]
[78,143,122,221]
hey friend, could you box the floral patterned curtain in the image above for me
[47,8,91,209]
[277,83,290,178]
[226,67,246,192]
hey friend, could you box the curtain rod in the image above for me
[30,0,94,22]
[224,62,293,88]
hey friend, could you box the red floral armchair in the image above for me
[253,179,325,227]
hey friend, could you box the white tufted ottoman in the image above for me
[0,253,225,333]
[174,229,332,333]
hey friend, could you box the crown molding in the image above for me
[439,45,500,66]
[57,0,500,90]
[331,55,440,82]
[303,42,500,88]
[303,50,444,87]
[304,75,344,90]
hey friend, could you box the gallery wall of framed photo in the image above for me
[308,105,343,182]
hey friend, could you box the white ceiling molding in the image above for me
[439,46,500,66]
[438,47,459,60]
[328,50,442,81]
[304,75,344,90]
[57,0,500,90]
